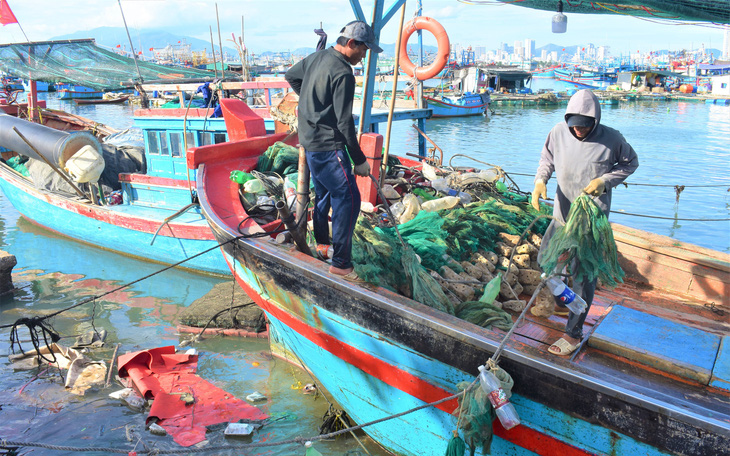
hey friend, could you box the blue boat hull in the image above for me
[214,246,695,456]
[425,93,489,117]
[0,166,229,276]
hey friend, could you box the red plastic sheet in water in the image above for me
[118,346,267,446]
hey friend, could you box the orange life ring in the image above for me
[399,17,450,81]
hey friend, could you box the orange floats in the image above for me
[679,84,694,94]
[398,17,449,81]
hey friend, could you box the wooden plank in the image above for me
[612,223,730,273]
[618,244,729,305]
[588,305,721,384]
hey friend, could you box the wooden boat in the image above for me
[424,92,490,117]
[555,78,600,91]
[73,95,129,105]
[56,84,104,99]
[189,128,729,455]
[0,99,274,277]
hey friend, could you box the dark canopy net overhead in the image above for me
[0,39,233,90]
[463,1,730,25]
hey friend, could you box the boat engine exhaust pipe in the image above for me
[0,114,101,168]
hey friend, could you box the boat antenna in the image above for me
[117,0,144,84]
[216,3,225,77]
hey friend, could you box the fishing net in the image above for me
[539,194,624,287]
[454,300,513,331]
[256,142,300,175]
[352,218,453,314]
[0,39,236,90]
[487,0,730,24]
[455,366,514,456]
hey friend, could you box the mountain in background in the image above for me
[48,27,721,61]
[50,27,240,57]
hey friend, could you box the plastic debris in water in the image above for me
[224,422,255,436]
[302,383,317,394]
[246,391,267,403]
[148,423,167,436]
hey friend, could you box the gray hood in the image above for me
[564,89,601,138]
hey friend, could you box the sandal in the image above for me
[341,270,366,284]
[548,337,579,356]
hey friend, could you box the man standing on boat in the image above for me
[531,89,639,356]
[285,21,382,283]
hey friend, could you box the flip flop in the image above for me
[341,270,366,284]
[548,337,579,356]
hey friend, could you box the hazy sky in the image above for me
[0,0,727,55]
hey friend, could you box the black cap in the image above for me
[567,114,594,128]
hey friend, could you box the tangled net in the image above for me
[539,194,624,287]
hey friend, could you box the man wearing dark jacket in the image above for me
[285,21,382,282]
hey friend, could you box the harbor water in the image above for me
[0,89,728,454]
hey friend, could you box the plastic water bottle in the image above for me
[542,274,587,314]
[230,170,253,184]
[430,178,472,204]
[477,365,520,430]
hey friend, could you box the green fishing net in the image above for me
[539,194,624,287]
[455,366,514,456]
[256,142,300,175]
[454,301,513,331]
[352,218,453,314]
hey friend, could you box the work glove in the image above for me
[583,177,606,196]
[353,161,371,177]
[531,180,547,211]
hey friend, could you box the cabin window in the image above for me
[169,132,182,157]
[722,83,728,89]
[158,132,169,156]
[146,131,159,154]
[199,131,228,146]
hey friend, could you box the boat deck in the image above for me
[491,279,729,417]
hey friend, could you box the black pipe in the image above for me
[275,200,312,256]
[0,114,100,167]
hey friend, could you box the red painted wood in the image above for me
[355,133,384,207]
[134,108,216,117]
[237,81,291,89]
[187,133,289,170]
[220,98,266,140]
[118,173,194,188]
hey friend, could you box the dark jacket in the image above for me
[285,47,366,165]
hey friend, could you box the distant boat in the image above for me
[74,95,130,105]
[555,78,599,90]
[424,92,490,117]
[56,83,104,99]
[22,80,53,92]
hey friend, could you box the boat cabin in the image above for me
[124,99,269,208]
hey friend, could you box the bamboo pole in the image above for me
[209,26,218,79]
[380,3,407,188]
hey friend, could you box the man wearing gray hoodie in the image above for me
[531,89,639,356]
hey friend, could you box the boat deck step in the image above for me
[587,305,724,386]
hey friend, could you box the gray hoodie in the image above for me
[535,89,639,223]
